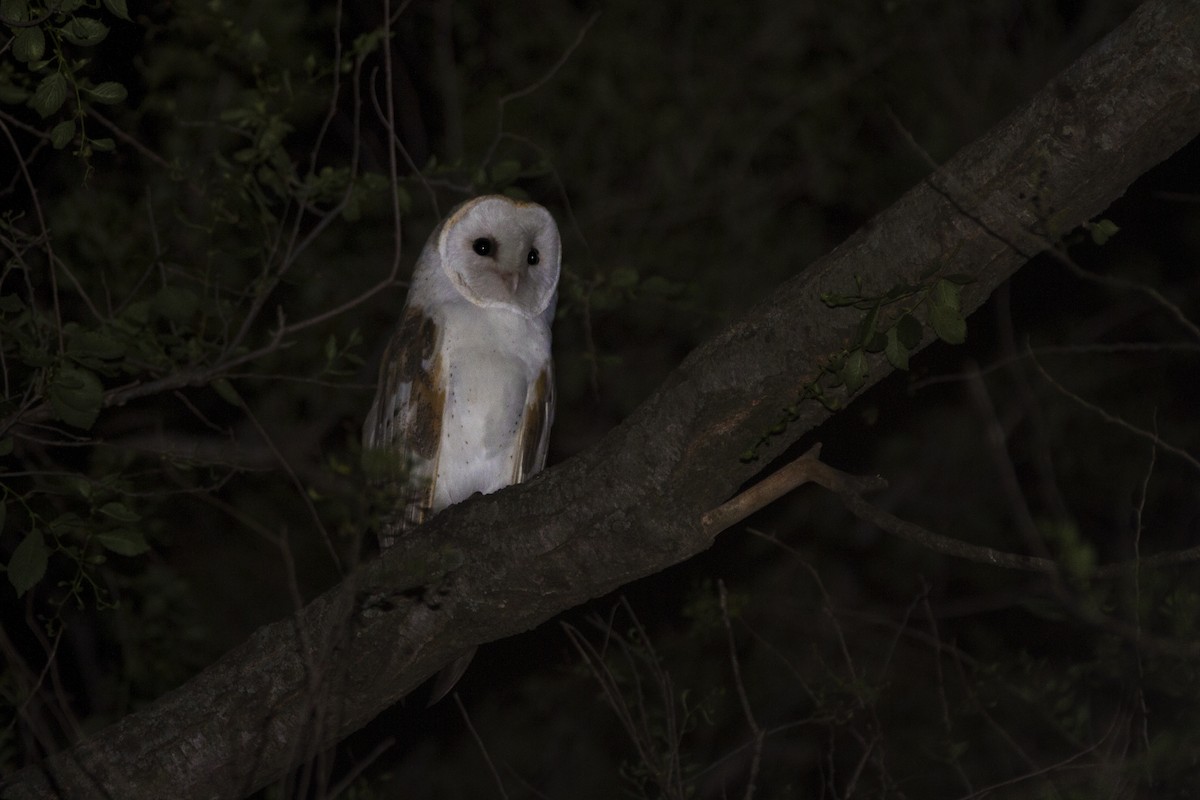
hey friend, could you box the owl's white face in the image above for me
[436,196,561,318]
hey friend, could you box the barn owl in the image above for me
[363,194,560,698]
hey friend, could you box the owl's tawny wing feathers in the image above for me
[363,306,445,549]
[514,365,554,483]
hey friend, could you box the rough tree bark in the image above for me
[3,0,1199,797]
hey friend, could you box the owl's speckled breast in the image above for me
[429,302,552,511]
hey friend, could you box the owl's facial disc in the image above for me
[438,196,561,316]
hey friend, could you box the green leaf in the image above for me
[153,285,199,323]
[884,326,910,370]
[0,294,23,313]
[928,279,966,344]
[394,184,412,214]
[609,267,639,290]
[99,502,139,523]
[13,26,45,63]
[0,84,31,104]
[95,529,149,557]
[0,437,12,456]
[48,365,104,429]
[30,73,68,118]
[323,334,337,363]
[930,278,962,312]
[88,137,116,152]
[0,0,29,23]
[589,287,621,311]
[928,303,967,345]
[102,0,131,20]
[841,349,868,393]
[211,378,242,406]
[68,329,125,360]
[895,314,922,349]
[120,299,150,325]
[340,195,362,222]
[864,331,887,353]
[854,301,880,348]
[359,171,387,192]
[8,529,49,598]
[60,17,109,46]
[489,159,521,185]
[1089,218,1120,246]
[49,119,76,149]
[640,276,679,296]
[84,81,127,105]
[820,292,862,308]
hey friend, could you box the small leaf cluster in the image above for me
[554,262,692,388]
[559,262,689,319]
[741,268,973,462]
[416,151,558,200]
[821,271,971,383]
[1,0,132,159]
[1,270,166,608]
[2,480,149,609]
[216,95,398,227]
[470,156,545,195]
[0,273,240,433]
[1080,217,1120,246]
[0,1,399,616]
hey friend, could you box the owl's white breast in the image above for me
[429,301,552,512]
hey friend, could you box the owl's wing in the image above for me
[363,306,446,550]
[512,361,555,483]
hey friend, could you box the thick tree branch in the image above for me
[4,0,1199,797]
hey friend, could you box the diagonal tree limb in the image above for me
[4,0,1199,797]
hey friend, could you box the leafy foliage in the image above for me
[1,0,129,160]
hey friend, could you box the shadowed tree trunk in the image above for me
[3,0,1198,797]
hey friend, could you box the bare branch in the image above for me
[1028,351,1200,473]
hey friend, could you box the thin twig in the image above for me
[1049,252,1200,343]
[921,583,975,795]
[1027,349,1200,473]
[0,117,65,349]
[326,736,394,799]
[453,693,510,799]
[240,398,344,574]
[911,341,1200,391]
[952,711,1124,800]
[483,12,601,166]
[1131,419,1156,780]
[381,0,407,272]
[717,580,763,800]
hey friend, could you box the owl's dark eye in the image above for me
[526,248,540,266]
[472,237,493,256]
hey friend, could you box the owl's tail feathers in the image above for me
[426,647,477,706]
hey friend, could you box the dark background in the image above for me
[3,0,1199,797]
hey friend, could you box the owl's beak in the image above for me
[496,269,520,294]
